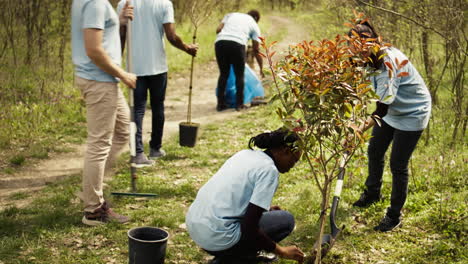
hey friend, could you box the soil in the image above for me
[0,15,307,209]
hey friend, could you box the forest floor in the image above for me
[0,15,307,210]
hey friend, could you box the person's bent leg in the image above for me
[215,41,231,110]
[148,73,167,154]
[259,210,295,243]
[354,120,394,207]
[76,77,118,213]
[387,129,423,219]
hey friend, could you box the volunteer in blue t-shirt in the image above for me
[215,10,264,112]
[348,22,432,232]
[117,0,198,166]
[186,129,305,263]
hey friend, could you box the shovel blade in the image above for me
[306,233,339,263]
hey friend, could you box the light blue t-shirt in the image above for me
[215,13,261,46]
[186,150,279,251]
[372,47,432,131]
[117,0,175,76]
[71,0,122,82]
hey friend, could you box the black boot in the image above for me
[353,190,382,207]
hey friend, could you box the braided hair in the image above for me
[248,129,298,150]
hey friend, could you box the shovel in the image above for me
[111,15,156,198]
[307,152,348,263]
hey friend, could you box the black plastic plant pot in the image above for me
[128,227,169,264]
[179,122,200,148]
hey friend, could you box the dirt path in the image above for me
[0,15,308,209]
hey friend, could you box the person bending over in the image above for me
[186,129,304,263]
[349,21,431,232]
[215,10,264,112]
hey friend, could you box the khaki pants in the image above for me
[75,76,130,212]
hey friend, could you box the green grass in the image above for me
[0,102,466,263]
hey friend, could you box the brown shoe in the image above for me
[82,202,130,226]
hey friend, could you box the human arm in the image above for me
[84,28,136,88]
[242,203,304,262]
[163,23,198,57]
[216,23,224,34]
[252,40,264,78]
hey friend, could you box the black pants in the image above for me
[215,40,246,107]
[206,210,295,258]
[366,120,423,218]
[134,73,167,153]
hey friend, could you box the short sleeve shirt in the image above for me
[72,0,121,82]
[371,47,432,131]
[117,0,175,76]
[185,150,279,251]
[215,13,261,46]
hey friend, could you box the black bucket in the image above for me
[179,122,200,148]
[128,227,169,264]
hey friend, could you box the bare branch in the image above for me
[354,0,467,56]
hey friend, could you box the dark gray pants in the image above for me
[206,210,295,258]
[366,120,423,218]
[134,73,167,153]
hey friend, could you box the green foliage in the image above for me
[0,105,465,264]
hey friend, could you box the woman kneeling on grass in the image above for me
[185,129,305,264]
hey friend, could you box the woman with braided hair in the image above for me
[186,129,305,263]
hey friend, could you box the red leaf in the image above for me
[398,59,409,70]
[397,72,409,77]
[384,62,393,70]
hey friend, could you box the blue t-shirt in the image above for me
[186,150,279,251]
[71,0,122,82]
[117,0,175,76]
[372,47,432,131]
[216,13,261,46]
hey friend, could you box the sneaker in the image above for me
[149,148,166,159]
[82,202,130,226]
[373,214,402,232]
[134,153,155,168]
[256,251,278,262]
[353,190,381,207]
[209,252,277,264]
[235,104,248,111]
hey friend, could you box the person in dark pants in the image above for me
[118,0,198,165]
[186,129,304,263]
[348,22,432,232]
[215,10,264,112]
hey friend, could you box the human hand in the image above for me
[119,0,134,25]
[270,205,281,211]
[186,44,199,57]
[276,245,305,263]
[120,72,136,89]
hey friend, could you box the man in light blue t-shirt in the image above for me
[215,10,264,112]
[71,0,135,226]
[118,0,198,165]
